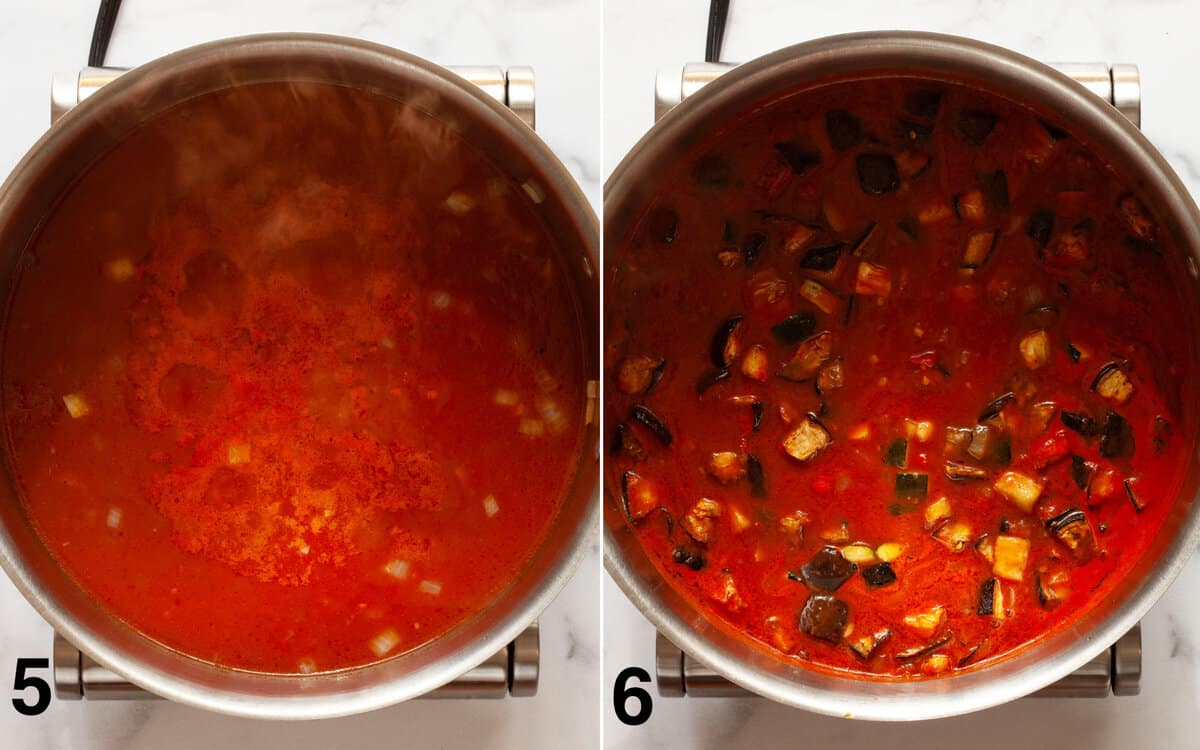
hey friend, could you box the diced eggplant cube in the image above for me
[993,535,1030,582]
[1091,362,1134,404]
[825,109,864,151]
[884,438,908,468]
[630,404,673,446]
[779,510,811,544]
[994,471,1043,512]
[1036,568,1070,609]
[798,593,850,644]
[977,392,1015,423]
[774,141,821,175]
[1045,508,1098,563]
[977,578,997,616]
[742,232,767,266]
[616,355,666,395]
[681,498,722,543]
[1099,411,1135,458]
[1019,330,1051,369]
[621,471,659,520]
[962,230,998,269]
[816,359,845,395]
[945,460,988,481]
[933,520,973,553]
[672,545,707,571]
[848,629,891,660]
[771,313,816,345]
[862,562,897,588]
[856,153,900,195]
[799,242,845,271]
[611,422,645,459]
[895,473,929,500]
[968,424,1009,464]
[1061,411,1099,437]
[802,545,859,591]
[1070,454,1096,492]
[924,496,952,530]
[747,453,767,498]
[741,344,770,382]
[781,414,832,463]
[706,452,746,484]
[711,315,745,368]
[777,331,833,381]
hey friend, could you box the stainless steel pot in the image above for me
[0,33,599,720]
[604,31,1200,721]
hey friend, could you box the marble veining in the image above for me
[0,1,599,748]
[604,0,1200,747]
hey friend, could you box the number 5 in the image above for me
[12,658,51,716]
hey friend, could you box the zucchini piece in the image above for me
[1046,508,1098,562]
[1070,454,1095,492]
[616,355,666,395]
[672,545,706,571]
[895,473,929,500]
[802,545,858,591]
[956,109,997,145]
[825,109,864,151]
[711,315,745,368]
[706,452,746,484]
[977,578,997,616]
[978,392,1015,423]
[1027,209,1055,248]
[799,242,845,272]
[771,313,816,345]
[945,460,987,481]
[1091,362,1134,404]
[1061,410,1099,437]
[884,438,908,468]
[647,207,678,244]
[1125,477,1147,512]
[840,543,876,565]
[681,498,722,543]
[856,153,900,195]
[777,331,833,381]
[968,424,1009,464]
[862,562,897,588]
[993,535,1030,582]
[994,471,1043,512]
[1099,411,1134,458]
[781,413,833,462]
[630,404,673,446]
[695,367,731,395]
[962,230,998,269]
[774,141,821,175]
[799,593,850,644]
[747,453,767,498]
[849,629,892,660]
[742,232,767,266]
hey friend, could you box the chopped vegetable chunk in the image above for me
[993,535,1030,581]
[994,471,1043,512]
[781,415,832,462]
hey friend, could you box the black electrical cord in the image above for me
[705,0,729,63]
[88,0,123,67]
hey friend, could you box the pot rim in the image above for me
[604,30,1200,720]
[0,32,599,719]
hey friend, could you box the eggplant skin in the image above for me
[862,562,897,589]
[629,405,673,446]
[1100,412,1135,458]
[771,314,817,346]
[978,392,1015,423]
[801,546,857,591]
[710,315,745,368]
[747,453,767,497]
[671,546,706,571]
[799,593,850,644]
[977,578,997,615]
[856,153,901,196]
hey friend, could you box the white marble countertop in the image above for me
[603,0,1200,747]
[0,1,601,748]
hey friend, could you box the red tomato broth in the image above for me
[3,82,588,673]
[606,76,1198,678]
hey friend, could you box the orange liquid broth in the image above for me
[3,82,587,674]
[606,77,1197,679]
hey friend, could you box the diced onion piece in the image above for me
[62,393,90,418]
[106,507,122,529]
[740,345,770,382]
[903,605,945,638]
[104,257,136,282]
[994,471,1043,512]
[483,494,500,517]
[494,389,520,406]
[799,279,840,315]
[728,504,753,534]
[778,510,810,545]
[518,418,545,436]
[781,415,831,462]
[369,628,401,657]
[419,580,443,595]
[904,419,934,442]
[384,559,410,579]
[297,658,317,675]
[536,395,569,433]
[840,543,876,565]
[1019,330,1051,369]
[993,535,1030,581]
[855,261,892,297]
[922,653,952,675]
[442,191,475,215]
[227,442,252,465]
[924,497,952,530]
[875,542,903,563]
[681,498,722,543]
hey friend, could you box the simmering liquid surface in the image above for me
[4,82,586,673]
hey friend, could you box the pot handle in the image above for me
[654,622,1141,700]
[51,622,540,701]
[653,61,1140,129]
[50,64,537,131]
